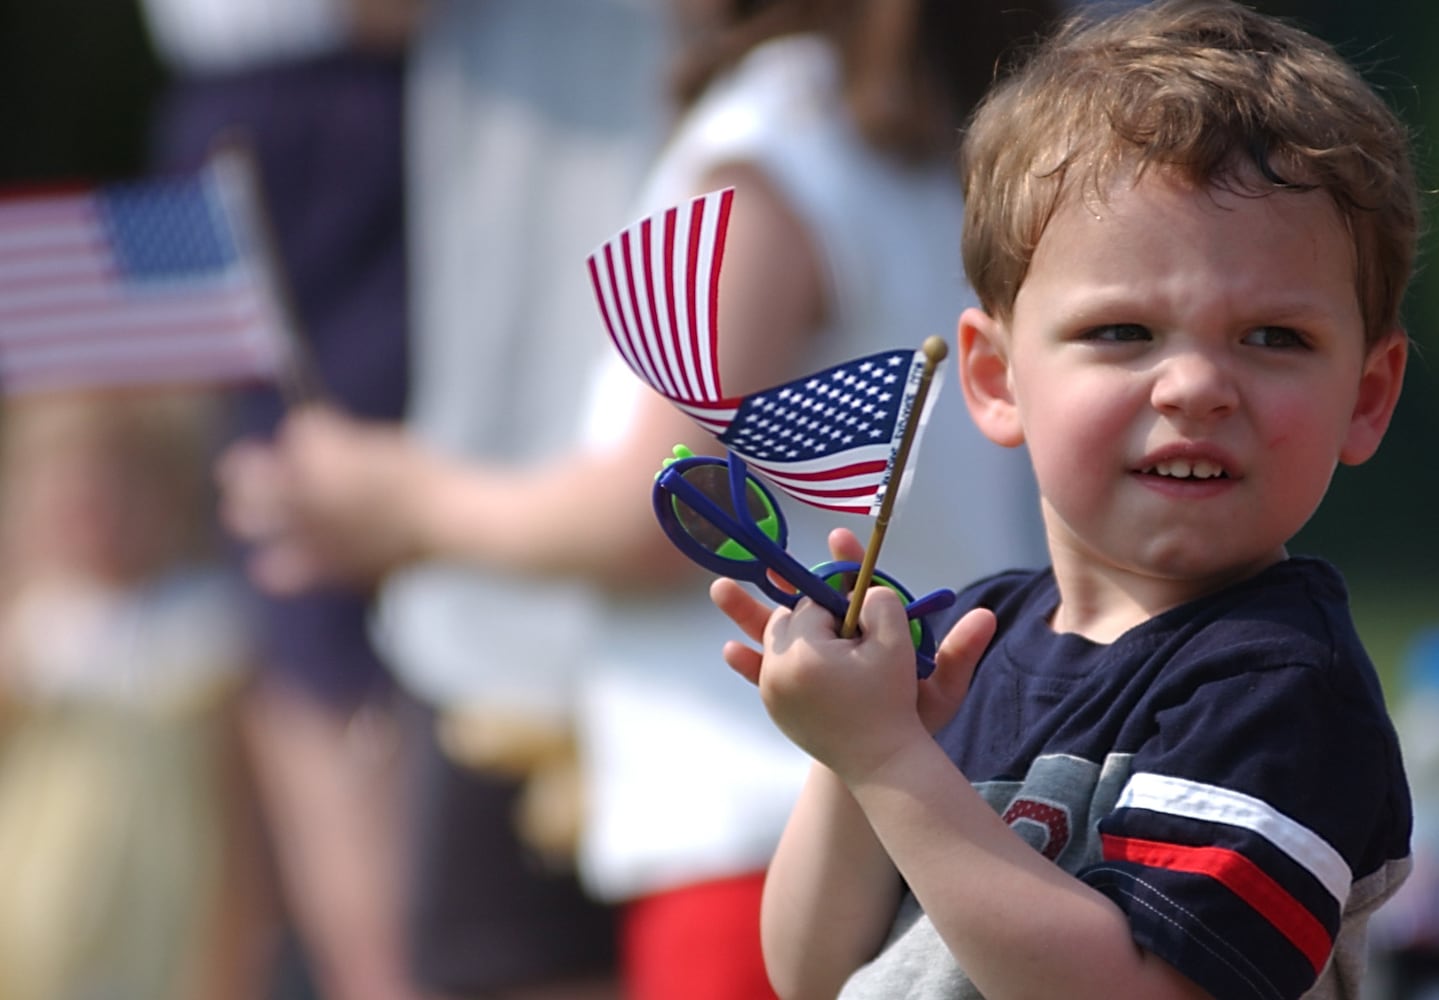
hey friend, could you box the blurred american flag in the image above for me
[0,151,288,395]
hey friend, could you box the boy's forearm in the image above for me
[763,762,903,1000]
[848,737,1212,1000]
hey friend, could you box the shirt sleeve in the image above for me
[1080,657,1409,1000]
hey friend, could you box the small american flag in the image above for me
[713,348,928,514]
[587,187,732,410]
[0,152,288,396]
[587,188,930,516]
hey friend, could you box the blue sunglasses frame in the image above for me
[652,446,955,676]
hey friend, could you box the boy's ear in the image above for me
[957,307,1024,448]
[1339,329,1408,466]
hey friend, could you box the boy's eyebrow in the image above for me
[1022,276,1357,329]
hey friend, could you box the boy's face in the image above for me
[960,169,1406,613]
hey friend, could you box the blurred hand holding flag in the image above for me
[586,187,937,517]
[0,149,291,396]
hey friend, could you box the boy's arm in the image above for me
[713,572,904,997]
[756,589,1214,1000]
[762,762,904,1000]
[851,732,1213,1000]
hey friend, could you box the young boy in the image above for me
[711,1,1417,998]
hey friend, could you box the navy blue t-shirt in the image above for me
[842,557,1411,1000]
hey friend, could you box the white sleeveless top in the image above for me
[575,34,1044,901]
[375,0,670,716]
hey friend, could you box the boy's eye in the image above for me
[1082,323,1150,342]
[1241,326,1308,349]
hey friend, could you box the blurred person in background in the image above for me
[137,1,420,997]
[219,1,1058,997]
[369,4,672,996]
[225,2,673,998]
[0,388,254,1000]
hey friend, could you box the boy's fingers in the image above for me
[856,585,912,645]
[720,639,763,687]
[712,578,788,686]
[931,608,997,695]
[710,577,772,644]
[827,527,865,564]
[914,608,996,733]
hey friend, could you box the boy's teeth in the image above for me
[1151,458,1223,479]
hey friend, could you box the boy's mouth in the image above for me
[1140,458,1229,480]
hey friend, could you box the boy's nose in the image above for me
[1149,349,1239,419]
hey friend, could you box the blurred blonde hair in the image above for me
[0,388,224,575]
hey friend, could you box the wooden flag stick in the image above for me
[840,335,948,639]
[210,134,325,408]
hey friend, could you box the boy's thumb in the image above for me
[930,608,997,700]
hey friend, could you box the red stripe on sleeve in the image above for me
[1101,833,1332,973]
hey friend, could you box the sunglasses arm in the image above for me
[721,454,851,617]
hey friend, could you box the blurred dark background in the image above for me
[0,0,164,184]
[1254,1,1439,684]
[0,0,1433,686]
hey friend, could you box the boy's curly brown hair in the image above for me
[960,0,1420,346]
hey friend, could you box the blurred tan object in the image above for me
[437,705,584,864]
[0,388,259,1000]
[0,700,234,1000]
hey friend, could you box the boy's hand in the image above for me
[711,526,870,688]
[710,527,997,782]
[759,586,929,780]
[922,604,996,733]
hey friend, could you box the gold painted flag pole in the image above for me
[840,334,948,639]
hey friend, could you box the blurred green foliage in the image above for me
[1252,1,1439,702]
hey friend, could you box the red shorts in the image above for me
[620,871,779,1000]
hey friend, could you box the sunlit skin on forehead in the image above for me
[1017,170,1364,353]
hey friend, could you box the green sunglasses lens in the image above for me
[671,464,780,560]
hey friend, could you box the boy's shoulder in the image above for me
[961,554,1347,627]
[1159,556,1372,689]
[952,565,1056,622]
[955,557,1376,693]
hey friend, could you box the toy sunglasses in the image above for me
[652,445,956,677]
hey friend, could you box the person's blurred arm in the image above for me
[218,162,826,595]
[218,394,703,593]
